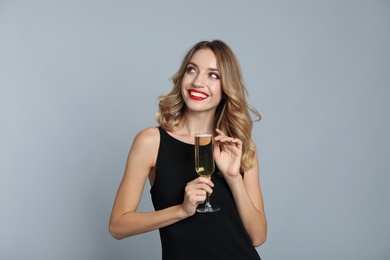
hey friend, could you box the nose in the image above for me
[193,72,207,88]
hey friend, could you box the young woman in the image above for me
[109,40,267,259]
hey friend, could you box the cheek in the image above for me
[181,74,192,87]
[180,81,189,98]
[214,84,223,100]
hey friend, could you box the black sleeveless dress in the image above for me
[150,127,261,260]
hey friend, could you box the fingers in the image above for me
[214,129,242,147]
[185,177,214,204]
[182,177,214,216]
[186,177,214,194]
[184,186,207,205]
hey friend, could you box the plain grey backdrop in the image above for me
[1,0,389,259]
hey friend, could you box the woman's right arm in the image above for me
[108,127,212,240]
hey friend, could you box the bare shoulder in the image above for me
[132,127,160,151]
[125,127,160,173]
[134,127,160,142]
[245,138,260,177]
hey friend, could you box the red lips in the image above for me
[188,89,209,101]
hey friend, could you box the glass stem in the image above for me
[205,193,212,210]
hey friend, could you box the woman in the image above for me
[109,40,267,259]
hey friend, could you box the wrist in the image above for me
[177,204,192,220]
[224,173,243,183]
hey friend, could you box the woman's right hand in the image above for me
[182,177,214,217]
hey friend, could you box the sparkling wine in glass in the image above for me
[195,133,220,213]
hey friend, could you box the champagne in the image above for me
[194,133,220,212]
[195,133,214,178]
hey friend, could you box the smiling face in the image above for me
[181,48,223,114]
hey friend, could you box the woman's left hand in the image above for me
[213,129,242,178]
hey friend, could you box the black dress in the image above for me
[150,127,261,260]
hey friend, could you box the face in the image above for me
[181,48,223,114]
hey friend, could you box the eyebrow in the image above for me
[188,61,219,72]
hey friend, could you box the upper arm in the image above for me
[110,127,160,220]
[243,140,265,214]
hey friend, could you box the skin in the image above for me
[109,48,267,246]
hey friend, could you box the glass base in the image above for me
[197,206,220,213]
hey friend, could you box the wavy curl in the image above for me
[156,40,261,172]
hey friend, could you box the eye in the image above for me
[210,72,220,79]
[186,66,196,73]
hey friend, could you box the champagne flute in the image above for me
[195,133,220,213]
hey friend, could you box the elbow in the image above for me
[109,213,139,240]
[108,223,124,240]
[252,214,267,247]
[252,232,267,247]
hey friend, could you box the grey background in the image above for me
[1,0,389,259]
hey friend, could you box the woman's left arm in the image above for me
[214,129,267,247]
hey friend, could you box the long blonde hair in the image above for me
[156,40,261,172]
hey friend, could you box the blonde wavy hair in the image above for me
[156,40,261,172]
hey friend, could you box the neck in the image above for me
[177,109,215,136]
